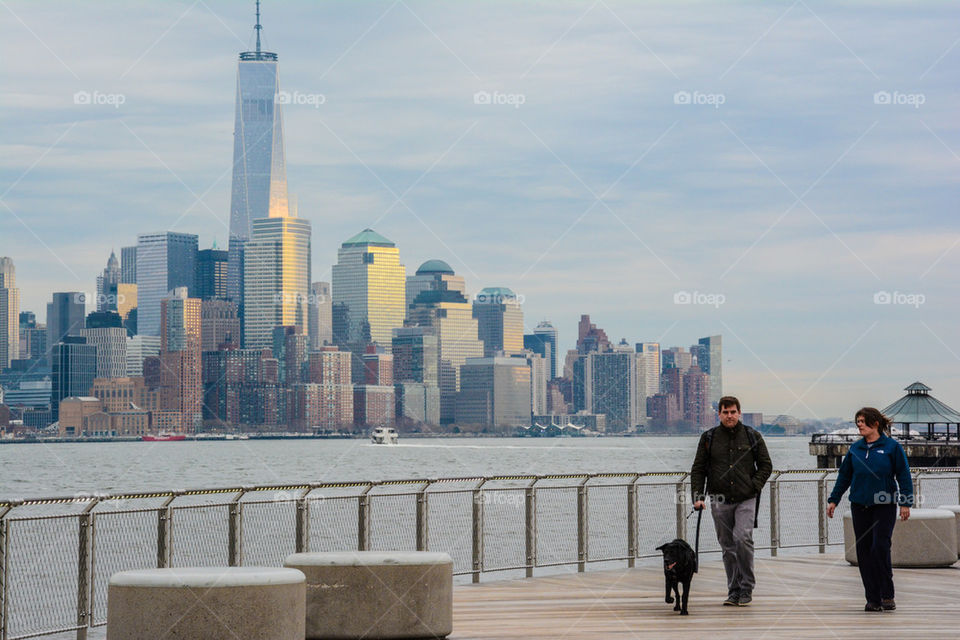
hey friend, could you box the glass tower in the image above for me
[697,335,722,407]
[331,229,406,348]
[0,257,19,368]
[227,1,289,305]
[135,232,198,337]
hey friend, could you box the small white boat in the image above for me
[371,427,399,444]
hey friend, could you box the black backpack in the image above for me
[704,424,763,528]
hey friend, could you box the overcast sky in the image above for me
[1,1,958,419]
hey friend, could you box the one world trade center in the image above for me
[227,1,290,308]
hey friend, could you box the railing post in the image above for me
[157,494,176,568]
[525,477,539,577]
[295,488,311,554]
[626,475,639,568]
[358,484,374,551]
[769,473,780,557]
[76,498,98,640]
[676,474,689,541]
[0,504,12,640]
[416,481,431,551]
[228,489,246,567]
[817,473,828,553]
[471,479,487,583]
[914,470,923,508]
[577,476,591,573]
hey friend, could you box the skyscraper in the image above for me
[331,229,406,348]
[308,281,332,349]
[136,232,198,337]
[405,260,465,319]
[408,287,483,424]
[0,257,19,369]
[47,292,86,348]
[533,321,558,380]
[696,335,722,407]
[196,248,229,300]
[159,288,203,432]
[96,250,121,312]
[228,2,290,307]
[473,287,523,357]
[243,215,311,349]
[120,246,137,284]
[50,336,97,420]
[635,342,661,399]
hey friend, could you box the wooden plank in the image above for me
[451,554,960,639]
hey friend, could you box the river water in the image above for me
[0,435,815,500]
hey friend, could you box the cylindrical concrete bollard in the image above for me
[936,505,960,557]
[843,508,958,567]
[285,551,453,639]
[107,566,305,640]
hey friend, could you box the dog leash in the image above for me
[693,506,703,573]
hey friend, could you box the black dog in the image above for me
[655,538,696,615]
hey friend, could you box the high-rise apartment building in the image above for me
[473,287,523,357]
[243,216,311,349]
[158,289,202,432]
[136,232,198,337]
[331,229,405,348]
[227,4,290,307]
[201,299,241,351]
[635,342,660,399]
[0,257,19,369]
[79,327,127,379]
[96,250,121,312]
[683,365,714,430]
[47,292,86,350]
[196,248,229,300]
[308,281,332,349]
[408,288,483,424]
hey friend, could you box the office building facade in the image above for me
[136,232,198,337]
[0,257,19,369]
[473,287,523,357]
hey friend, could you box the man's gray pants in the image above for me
[710,498,756,596]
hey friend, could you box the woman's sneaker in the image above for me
[864,602,883,612]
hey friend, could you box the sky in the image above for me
[1,0,958,420]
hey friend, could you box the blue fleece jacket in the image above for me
[828,433,914,507]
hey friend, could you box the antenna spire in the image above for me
[255,0,262,54]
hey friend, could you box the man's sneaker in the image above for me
[864,602,883,612]
[881,599,896,610]
[737,592,752,606]
[723,593,739,606]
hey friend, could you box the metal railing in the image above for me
[2,467,959,640]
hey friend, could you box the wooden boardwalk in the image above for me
[451,554,960,639]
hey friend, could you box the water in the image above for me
[0,435,815,500]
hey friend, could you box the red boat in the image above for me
[142,433,187,442]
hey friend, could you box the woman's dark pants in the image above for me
[850,503,897,604]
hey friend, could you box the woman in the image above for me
[827,407,913,612]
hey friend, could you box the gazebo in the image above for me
[882,382,960,441]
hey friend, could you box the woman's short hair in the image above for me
[856,407,892,435]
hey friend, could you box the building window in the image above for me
[363,253,375,264]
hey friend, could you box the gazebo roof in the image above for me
[882,382,960,424]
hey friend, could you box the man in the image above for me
[691,396,772,607]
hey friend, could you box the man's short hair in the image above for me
[718,396,741,412]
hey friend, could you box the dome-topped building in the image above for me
[405,259,466,320]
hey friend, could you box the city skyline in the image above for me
[2,1,958,418]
